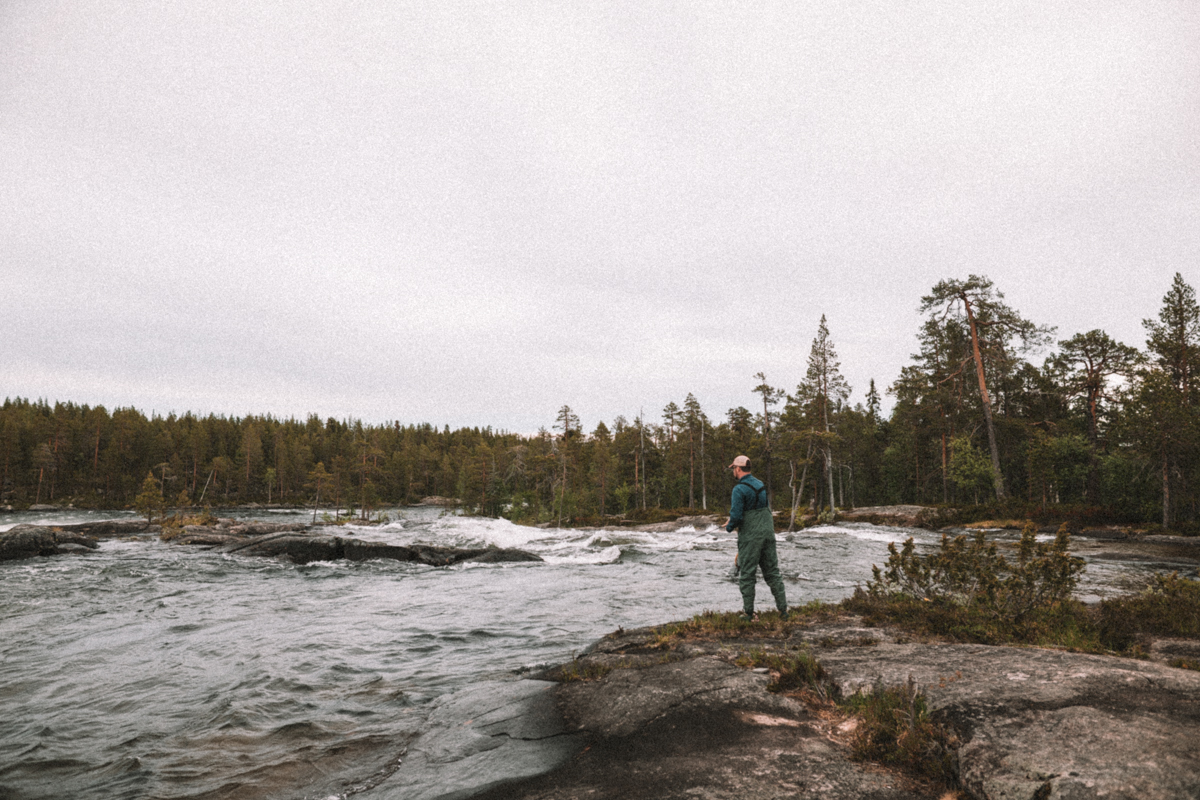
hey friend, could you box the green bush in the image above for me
[867,522,1085,624]
[1100,572,1200,649]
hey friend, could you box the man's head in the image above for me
[728,455,751,479]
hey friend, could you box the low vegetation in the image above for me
[844,523,1200,655]
[843,678,958,787]
[558,660,615,683]
[734,647,827,694]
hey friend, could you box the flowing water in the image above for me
[1,508,1195,800]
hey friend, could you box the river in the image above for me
[1,508,1195,800]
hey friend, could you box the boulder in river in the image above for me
[0,524,100,561]
[52,520,158,537]
[417,496,461,507]
[838,505,952,528]
[226,521,308,536]
[209,531,543,566]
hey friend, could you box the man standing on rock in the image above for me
[725,455,787,620]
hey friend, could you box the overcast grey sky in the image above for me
[3,1,1198,433]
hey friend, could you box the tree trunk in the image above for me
[941,431,948,504]
[963,294,1007,500]
[688,431,695,509]
[825,447,836,515]
[1163,454,1171,529]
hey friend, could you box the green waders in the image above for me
[737,506,787,616]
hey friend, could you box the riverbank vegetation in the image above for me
[646,521,1200,662]
[5,272,1200,533]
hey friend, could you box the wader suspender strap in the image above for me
[740,479,767,511]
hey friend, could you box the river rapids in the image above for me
[0,507,1194,799]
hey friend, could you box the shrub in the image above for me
[845,676,957,786]
[1099,572,1200,649]
[867,522,1085,625]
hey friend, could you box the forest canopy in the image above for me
[4,273,1199,530]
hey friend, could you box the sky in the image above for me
[3,1,1198,434]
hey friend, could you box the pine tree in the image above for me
[134,471,162,523]
[752,374,784,503]
[1140,273,1200,526]
[554,405,580,525]
[1049,330,1142,503]
[794,315,850,516]
[920,275,1053,501]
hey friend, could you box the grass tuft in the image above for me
[650,602,832,647]
[844,676,958,787]
[735,647,827,694]
[558,661,614,682]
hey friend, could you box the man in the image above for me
[725,455,788,620]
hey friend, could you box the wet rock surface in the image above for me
[0,518,543,565]
[359,680,580,800]
[463,620,1200,800]
[469,648,935,800]
[48,519,160,537]
[839,505,951,528]
[0,524,100,560]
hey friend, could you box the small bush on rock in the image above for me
[1100,572,1200,649]
[736,647,826,694]
[866,522,1085,625]
[845,676,958,787]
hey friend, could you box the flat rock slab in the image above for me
[471,657,936,800]
[793,621,1200,800]
[558,654,802,737]
[359,680,580,800]
[487,621,1200,800]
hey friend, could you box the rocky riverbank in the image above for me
[361,614,1200,800]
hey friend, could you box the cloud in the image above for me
[3,0,1198,432]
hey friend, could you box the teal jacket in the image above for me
[726,474,768,532]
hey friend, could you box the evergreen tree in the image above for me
[554,405,580,525]
[793,315,850,515]
[1139,274,1200,526]
[751,374,784,503]
[1048,330,1141,502]
[1144,272,1200,399]
[919,275,1053,500]
[134,471,162,523]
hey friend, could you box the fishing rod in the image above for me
[656,527,722,555]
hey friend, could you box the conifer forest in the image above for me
[5,273,1200,530]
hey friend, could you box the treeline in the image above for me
[4,272,1200,529]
